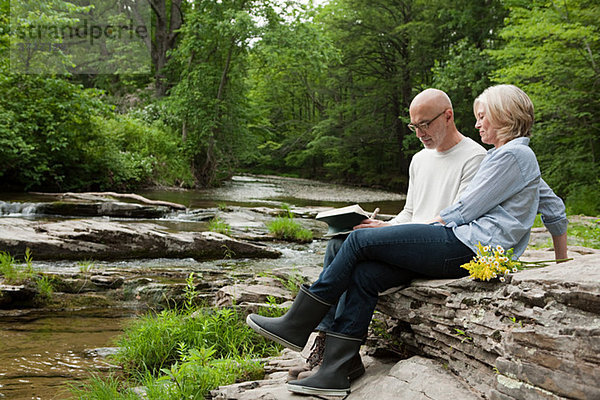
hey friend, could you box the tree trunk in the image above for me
[148,0,183,97]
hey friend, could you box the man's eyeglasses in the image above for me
[407,110,446,132]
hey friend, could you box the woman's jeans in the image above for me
[310,224,474,338]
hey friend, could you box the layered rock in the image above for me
[0,218,280,261]
[376,249,600,400]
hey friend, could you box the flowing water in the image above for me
[0,175,405,399]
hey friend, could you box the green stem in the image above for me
[519,257,573,267]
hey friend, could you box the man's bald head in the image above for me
[410,88,453,112]
[408,88,462,152]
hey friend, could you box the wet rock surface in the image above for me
[0,218,281,261]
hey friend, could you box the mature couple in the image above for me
[247,85,568,396]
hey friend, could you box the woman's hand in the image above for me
[426,216,446,225]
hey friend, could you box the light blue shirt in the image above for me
[440,137,567,258]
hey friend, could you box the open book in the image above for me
[316,204,371,237]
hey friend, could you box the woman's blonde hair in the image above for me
[473,84,534,143]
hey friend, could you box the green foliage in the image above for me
[432,39,496,137]
[567,218,600,249]
[35,275,54,302]
[69,374,139,400]
[74,273,285,399]
[0,251,19,282]
[166,0,268,186]
[114,306,280,377]
[183,273,199,312]
[1,0,598,216]
[0,75,105,189]
[79,115,191,190]
[147,347,263,400]
[273,269,305,297]
[267,217,313,243]
[0,249,34,284]
[0,71,189,190]
[208,216,231,235]
[0,249,53,304]
[488,0,600,214]
[566,184,600,216]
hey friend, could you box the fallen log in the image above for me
[31,191,187,210]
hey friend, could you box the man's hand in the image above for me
[353,219,391,230]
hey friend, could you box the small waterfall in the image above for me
[0,201,41,216]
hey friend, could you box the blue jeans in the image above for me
[315,237,345,333]
[309,224,473,338]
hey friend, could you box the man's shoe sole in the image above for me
[246,314,303,352]
[286,383,350,397]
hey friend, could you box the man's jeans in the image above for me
[310,224,473,338]
[315,236,345,333]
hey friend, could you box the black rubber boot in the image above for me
[296,352,365,381]
[246,284,332,352]
[287,332,363,396]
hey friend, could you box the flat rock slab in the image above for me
[348,356,483,400]
[211,349,481,400]
[0,218,281,261]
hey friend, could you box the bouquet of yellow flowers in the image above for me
[460,242,569,282]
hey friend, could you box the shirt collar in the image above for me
[487,137,530,154]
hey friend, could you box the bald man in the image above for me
[288,89,486,380]
[388,88,487,224]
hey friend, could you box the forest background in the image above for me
[0,0,598,215]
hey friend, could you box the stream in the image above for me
[0,174,405,400]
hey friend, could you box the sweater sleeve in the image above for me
[390,160,415,224]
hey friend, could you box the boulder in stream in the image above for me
[0,218,281,261]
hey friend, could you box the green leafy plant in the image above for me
[280,203,294,218]
[208,217,231,235]
[0,249,34,284]
[0,251,18,282]
[114,306,281,377]
[568,219,600,249]
[35,275,54,303]
[454,328,473,343]
[78,260,96,274]
[183,273,198,312]
[269,269,305,297]
[221,244,235,259]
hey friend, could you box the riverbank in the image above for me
[0,178,598,399]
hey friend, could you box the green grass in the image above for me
[0,249,53,304]
[0,251,20,283]
[530,215,600,250]
[73,274,283,399]
[113,306,280,377]
[69,374,139,400]
[567,218,600,249]
[267,216,313,243]
[0,249,35,283]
